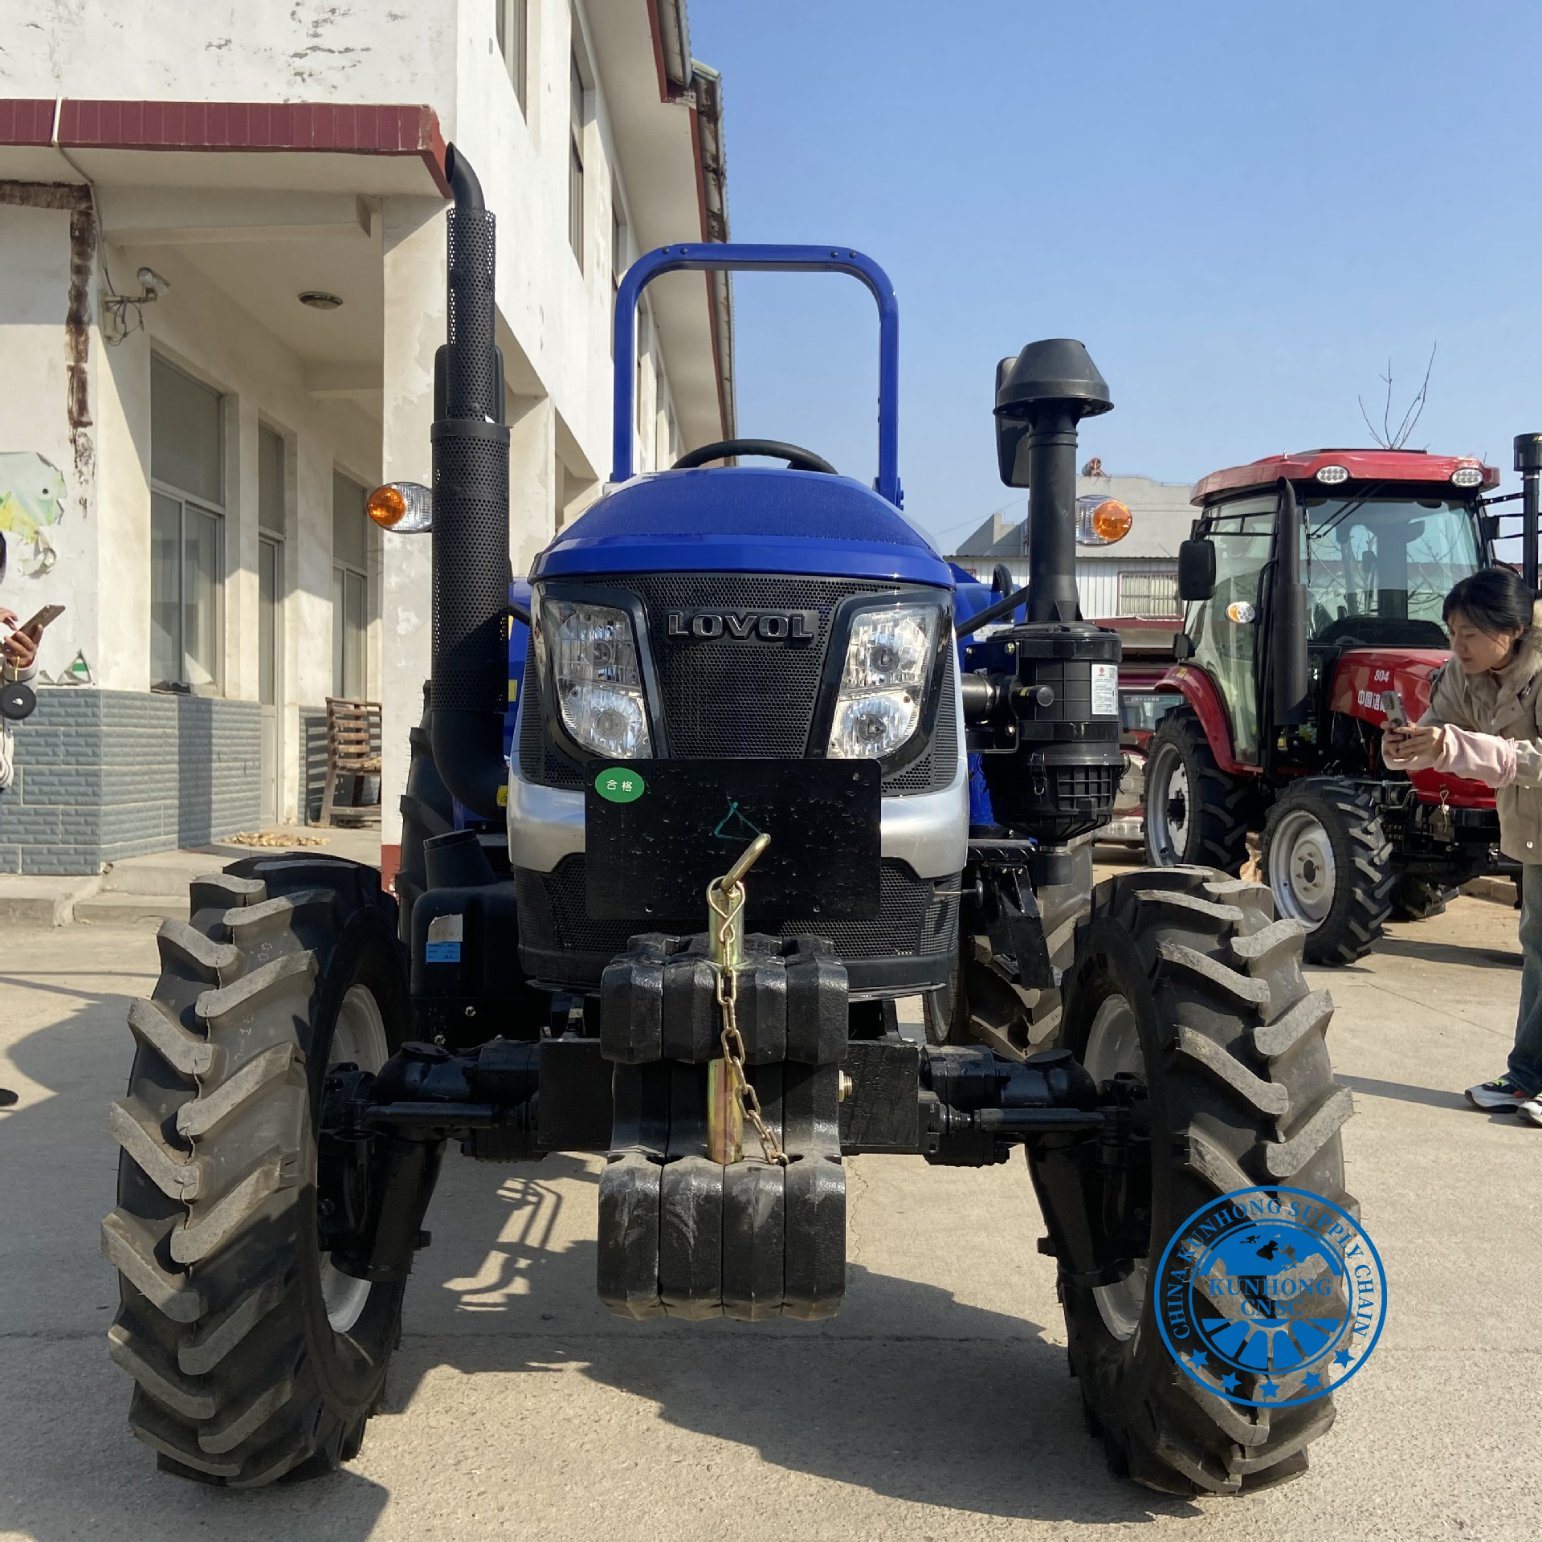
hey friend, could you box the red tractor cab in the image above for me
[1144,444,1529,964]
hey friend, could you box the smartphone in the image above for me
[1381,689,1409,729]
[12,604,64,634]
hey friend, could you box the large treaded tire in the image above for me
[1143,708,1251,873]
[103,857,411,1486]
[1261,779,1394,967]
[1058,866,1353,1495]
[922,949,970,1046]
[1389,873,1451,923]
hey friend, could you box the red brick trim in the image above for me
[0,98,450,196]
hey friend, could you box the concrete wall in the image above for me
[1,690,260,874]
[0,2,458,109]
[0,193,100,694]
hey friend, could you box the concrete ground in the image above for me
[2,884,1539,1540]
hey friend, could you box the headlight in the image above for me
[538,598,653,758]
[827,605,940,760]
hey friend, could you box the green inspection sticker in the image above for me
[595,767,646,803]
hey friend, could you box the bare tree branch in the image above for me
[1355,345,1438,450]
[1358,392,1383,446]
[1390,342,1437,449]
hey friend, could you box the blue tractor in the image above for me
[105,150,1352,1494]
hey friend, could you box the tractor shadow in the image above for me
[1335,1072,1472,1112]
[392,1158,1203,1526]
[1371,934,1521,972]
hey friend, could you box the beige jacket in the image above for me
[1422,607,1542,863]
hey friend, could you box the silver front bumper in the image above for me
[507,757,968,880]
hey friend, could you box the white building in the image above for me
[950,473,1194,619]
[0,0,733,878]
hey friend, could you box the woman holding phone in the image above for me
[0,530,49,793]
[1384,566,1542,1125]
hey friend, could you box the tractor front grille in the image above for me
[519,574,957,796]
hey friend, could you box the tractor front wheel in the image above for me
[103,857,411,1485]
[1056,866,1353,1494]
[1261,779,1394,966]
[1143,709,1251,873]
[1389,873,1452,922]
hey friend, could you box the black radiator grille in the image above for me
[520,574,959,796]
[635,573,896,758]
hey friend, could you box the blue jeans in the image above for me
[1511,864,1542,1094]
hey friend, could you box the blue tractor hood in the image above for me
[531,467,953,587]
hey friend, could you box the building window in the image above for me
[496,0,528,115]
[150,356,224,692]
[610,180,627,357]
[257,425,286,710]
[332,472,371,699]
[569,51,586,267]
[636,304,651,461]
[654,356,667,468]
[1117,569,1180,617]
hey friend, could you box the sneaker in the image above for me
[1465,1075,1533,1112]
[1518,1097,1542,1128]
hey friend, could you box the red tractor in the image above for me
[1143,440,1542,964]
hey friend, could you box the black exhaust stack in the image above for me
[1516,433,1542,596]
[994,340,1112,623]
[965,341,1124,875]
[429,148,510,822]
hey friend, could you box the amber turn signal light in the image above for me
[1088,498,1132,544]
[366,481,432,534]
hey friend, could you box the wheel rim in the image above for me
[1146,746,1190,862]
[320,984,389,1334]
[1084,993,1149,1343]
[1270,809,1336,928]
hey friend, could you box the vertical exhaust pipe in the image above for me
[1516,433,1542,596]
[429,147,510,821]
[993,340,1112,623]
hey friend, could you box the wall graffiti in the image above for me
[0,452,65,577]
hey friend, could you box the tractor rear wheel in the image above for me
[1143,708,1251,873]
[103,857,411,1486]
[1057,866,1353,1494]
[1261,779,1394,966]
[1389,873,1451,922]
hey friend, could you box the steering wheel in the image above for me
[672,439,837,475]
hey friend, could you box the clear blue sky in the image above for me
[685,0,1542,553]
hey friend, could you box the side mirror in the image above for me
[1177,538,1216,602]
[994,357,1031,487]
[1172,632,1194,661]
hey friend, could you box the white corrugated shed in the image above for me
[948,473,1193,618]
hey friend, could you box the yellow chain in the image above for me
[708,872,788,1168]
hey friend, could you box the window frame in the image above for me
[1116,568,1180,618]
[496,0,529,116]
[331,471,374,701]
[568,49,587,268]
[149,355,227,695]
